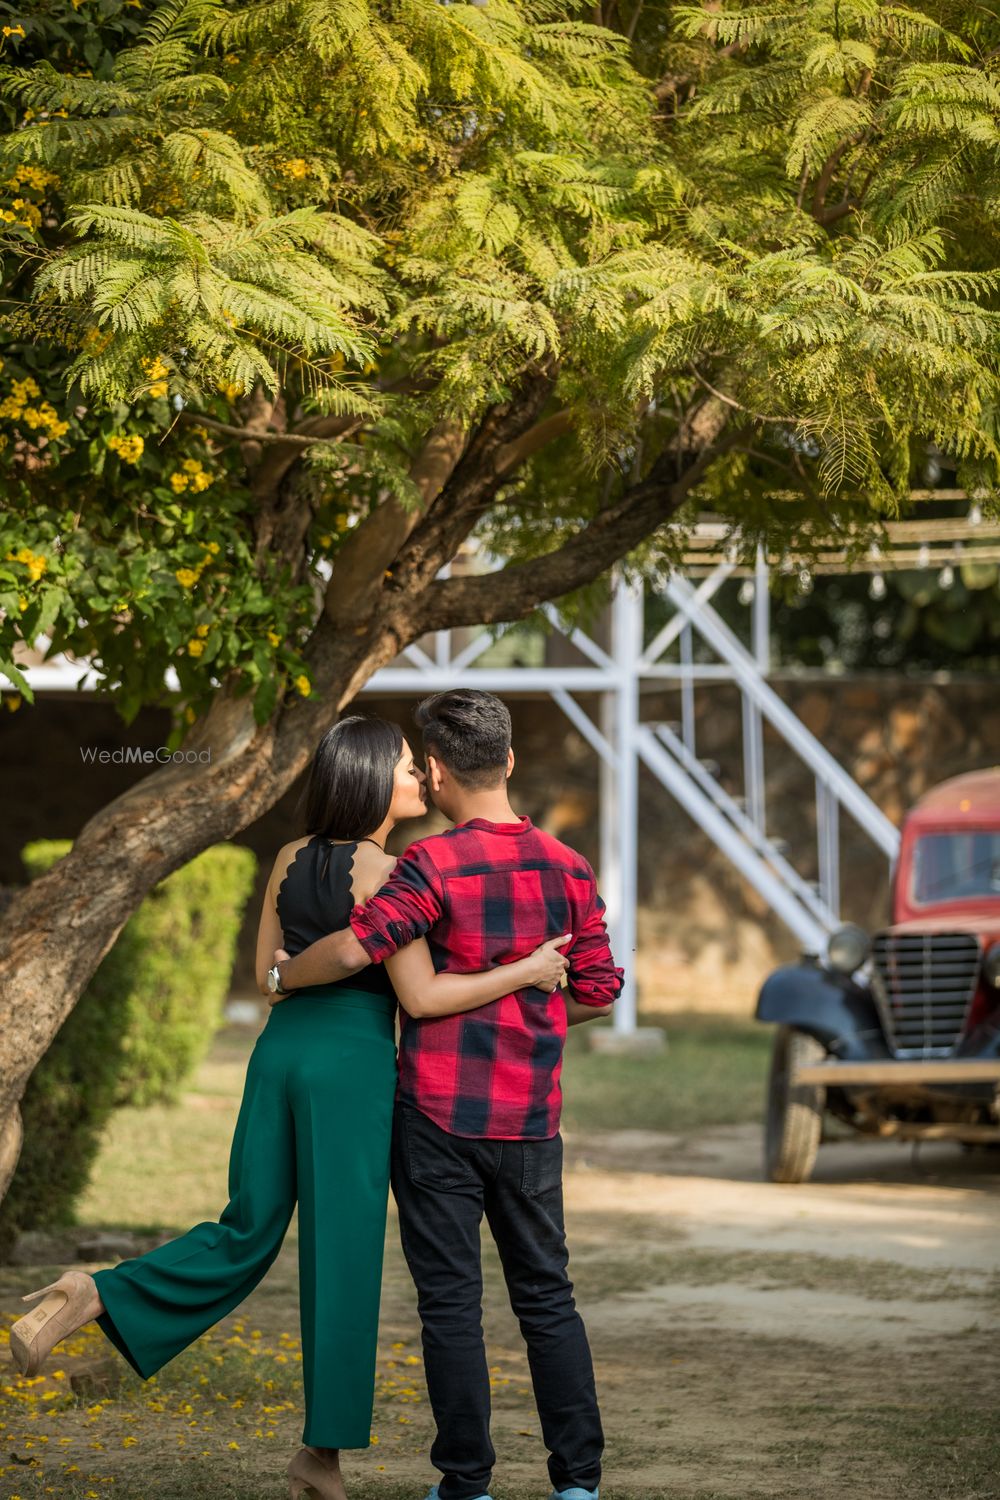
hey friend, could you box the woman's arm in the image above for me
[385,935,572,1019]
[254,842,307,995]
[254,878,284,995]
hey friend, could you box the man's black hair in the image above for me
[413,690,511,790]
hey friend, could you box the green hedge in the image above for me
[0,841,256,1254]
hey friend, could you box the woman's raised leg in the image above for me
[91,1032,297,1379]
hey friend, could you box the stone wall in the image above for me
[2,675,996,1016]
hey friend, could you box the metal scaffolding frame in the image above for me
[8,541,918,1037]
[359,552,902,1034]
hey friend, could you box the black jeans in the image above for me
[390,1102,603,1500]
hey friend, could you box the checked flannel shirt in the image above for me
[349,814,624,1140]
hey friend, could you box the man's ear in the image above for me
[427,753,444,794]
[506,747,515,780]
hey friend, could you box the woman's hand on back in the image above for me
[526,934,572,992]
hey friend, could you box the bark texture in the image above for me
[0,383,728,1202]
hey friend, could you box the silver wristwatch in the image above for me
[267,962,289,996]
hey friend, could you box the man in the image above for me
[274,690,623,1500]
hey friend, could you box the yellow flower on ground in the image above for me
[195,623,210,638]
[205,540,220,554]
[175,568,198,588]
[267,630,281,647]
[187,638,205,657]
[169,472,189,493]
[294,674,311,697]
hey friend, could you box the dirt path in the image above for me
[3,1115,998,1499]
[548,1127,1000,1500]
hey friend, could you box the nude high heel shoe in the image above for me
[285,1447,347,1500]
[8,1270,98,1377]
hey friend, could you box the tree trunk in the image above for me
[0,407,726,1205]
[0,620,402,1201]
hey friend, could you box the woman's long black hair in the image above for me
[300,715,404,840]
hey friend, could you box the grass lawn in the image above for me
[0,1014,768,1499]
[562,1012,771,1134]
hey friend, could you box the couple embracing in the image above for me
[10,690,624,1500]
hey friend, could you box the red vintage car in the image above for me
[757,767,1000,1182]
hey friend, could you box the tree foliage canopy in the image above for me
[1,0,999,725]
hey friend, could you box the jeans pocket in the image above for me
[521,1132,564,1199]
[400,1104,478,1191]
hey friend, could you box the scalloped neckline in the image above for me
[275,835,361,920]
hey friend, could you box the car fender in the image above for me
[756,963,889,1061]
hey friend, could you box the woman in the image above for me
[9,716,570,1500]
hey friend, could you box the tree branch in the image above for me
[388,367,558,602]
[321,419,469,629]
[688,364,788,425]
[494,409,574,478]
[414,403,738,634]
[178,411,358,449]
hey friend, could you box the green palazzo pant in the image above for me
[91,986,398,1448]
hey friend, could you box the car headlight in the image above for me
[826,924,870,975]
[983,942,1000,988]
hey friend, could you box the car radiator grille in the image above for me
[871,932,981,1059]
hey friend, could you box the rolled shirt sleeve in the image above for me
[567,876,625,1007]
[349,844,445,964]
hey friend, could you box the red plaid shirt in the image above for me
[349,815,623,1139]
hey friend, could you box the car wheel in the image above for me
[764,1025,826,1184]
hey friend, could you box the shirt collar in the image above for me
[459,814,533,836]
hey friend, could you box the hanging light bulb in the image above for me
[938,564,954,590]
[738,579,755,606]
[917,544,930,568]
[968,502,983,527]
[869,572,886,600]
[797,568,813,594]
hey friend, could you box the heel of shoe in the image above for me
[21,1279,62,1303]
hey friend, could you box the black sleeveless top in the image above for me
[275,836,395,998]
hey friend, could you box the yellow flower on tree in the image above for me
[187,638,205,657]
[267,630,281,647]
[294,674,312,696]
[175,568,198,588]
[195,623,210,638]
[169,472,189,493]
